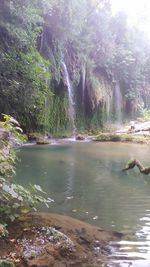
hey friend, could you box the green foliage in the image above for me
[94,132,148,143]
[137,108,150,122]
[48,95,69,136]
[0,260,15,267]
[0,48,51,132]
[2,114,26,143]
[1,0,150,132]
[0,0,43,50]
[0,116,53,226]
[94,133,121,142]
[0,178,53,223]
[0,0,52,133]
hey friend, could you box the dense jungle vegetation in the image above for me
[1,0,150,135]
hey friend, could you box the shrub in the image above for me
[0,115,53,227]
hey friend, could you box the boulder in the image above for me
[76,135,85,141]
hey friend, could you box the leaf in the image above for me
[9,215,16,222]
[33,184,46,194]
[20,209,29,214]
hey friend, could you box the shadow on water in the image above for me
[15,142,150,267]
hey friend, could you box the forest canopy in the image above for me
[0,0,150,134]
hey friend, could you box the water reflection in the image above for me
[15,142,150,266]
[110,211,150,266]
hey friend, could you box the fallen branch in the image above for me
[122,159,150,175]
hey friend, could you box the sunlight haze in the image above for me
[111,0,150,35]
[111,0,150,15]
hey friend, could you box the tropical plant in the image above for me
[0,115,53,226]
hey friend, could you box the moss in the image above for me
[0,261,15,267]
[121,134,149,144]
[28,132,41,141]
[123,159,150,175]
[28,133,50,144]
[93,133,121,142]
[93,133,149,144]
[36,137,49,145]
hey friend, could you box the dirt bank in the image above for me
[0,213,123,267]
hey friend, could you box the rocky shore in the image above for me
[0,213,123,267]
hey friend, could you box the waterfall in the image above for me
[82,63,86,106]
[39,31,44,54]
[44,78,49,136]
[114,82,122,124]
[61,61,76,136]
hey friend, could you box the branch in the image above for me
[122,159,150,175]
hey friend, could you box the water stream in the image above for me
[114,82,122,125]
[82,63,86,106]
[61,61,76,136]
[15,142,150,266]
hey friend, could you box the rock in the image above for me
[93,133,121,142]
[36,136,49,145]
[0,213,123,267]
[76,135,85,141]
[28,254,55,267]
[93,132,149,143]
[28,132,51,141]
[116,121,150,135]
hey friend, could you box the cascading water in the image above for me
[44,83,48,136]
[82,63,86,106]
[114,82,122,124]
[61,61,76,136]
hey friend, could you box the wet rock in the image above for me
[22,243,44,260]
[36,140,49,145]
[36,136,49,145]
[93,133,121,142]
[28,254,55,267]
[0,213,123,267]
[76,135,85,141]
[116,121,150,135]
[19,226,75,262]
[93,132,149,143]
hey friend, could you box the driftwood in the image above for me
[122,159,150,175]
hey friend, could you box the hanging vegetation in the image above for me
[0,0,150,134]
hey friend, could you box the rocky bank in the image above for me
[0,213,123,267]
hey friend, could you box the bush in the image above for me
[0,115,53,226]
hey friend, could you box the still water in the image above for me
[15,141,150,266]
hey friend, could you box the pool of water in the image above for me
[15,141,150,266]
